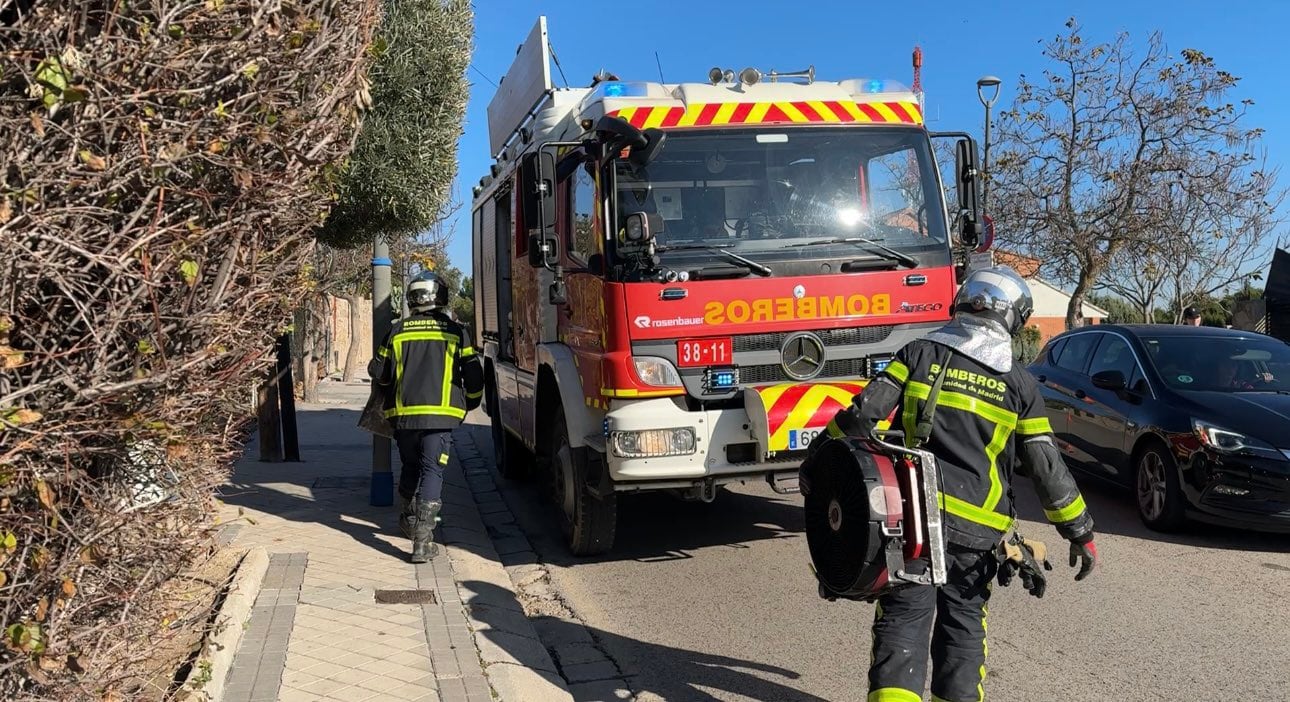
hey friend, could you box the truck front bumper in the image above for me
[603,380,867,489]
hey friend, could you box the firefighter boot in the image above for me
[410,499,442,563]
[398,495,415,539]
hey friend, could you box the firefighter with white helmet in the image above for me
[369,270,484,562]
[815,265,1097,702]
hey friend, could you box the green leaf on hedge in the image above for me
[180,260,199,286]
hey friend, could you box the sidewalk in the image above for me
[214,380,570,702]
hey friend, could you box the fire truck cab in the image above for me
[472,17,987,554]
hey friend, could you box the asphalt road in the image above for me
[479,419,1290,702]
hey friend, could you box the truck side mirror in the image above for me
[528,149,558,269]
[630,128,667,168]
[955,138,982,249]
[594,116,667,168]
[527,232,558,267]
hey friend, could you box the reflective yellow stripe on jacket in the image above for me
[386,330,465,420]
[904,380,1018,533]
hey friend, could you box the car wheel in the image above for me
[549,407,616,555]
[1135,442,1186,531]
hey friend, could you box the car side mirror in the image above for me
[1091,370,1127,392]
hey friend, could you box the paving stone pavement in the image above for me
[218,381,497,702]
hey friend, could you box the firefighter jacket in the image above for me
[826,338,1095,550]
[368,312,484,431]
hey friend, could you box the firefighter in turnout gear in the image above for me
[369,271,484,563]
[817,266,1097,702]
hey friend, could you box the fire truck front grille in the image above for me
[733,325,895,353]
[739,357,872,385]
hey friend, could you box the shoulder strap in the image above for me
[913,347,953,447]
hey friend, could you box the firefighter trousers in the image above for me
[868,545,998,702]
[394,429,453,504]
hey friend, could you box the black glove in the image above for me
[1069,540,1097,581]
[998,534,1053,598]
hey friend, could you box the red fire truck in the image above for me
[472,17,988,554]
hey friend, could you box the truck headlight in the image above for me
[632,356,682,388]
[610,428,697,458]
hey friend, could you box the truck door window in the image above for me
[568,162,597,263]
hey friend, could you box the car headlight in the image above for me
[632,356,682,388]
[1192,418,1281,458]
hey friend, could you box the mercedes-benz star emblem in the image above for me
[781,332,825,381]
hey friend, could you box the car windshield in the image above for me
[1140,334,1290,392]
[614,126,948,264]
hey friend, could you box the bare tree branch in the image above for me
[992,20,1266,330]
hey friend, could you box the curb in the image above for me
[179,546,270,702]
[443,426,575,702]
[449,419,636,702]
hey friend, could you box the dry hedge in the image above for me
[0,1,379,697]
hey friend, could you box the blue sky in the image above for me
[442,0,1290,272]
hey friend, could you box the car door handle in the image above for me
[1075,389,1086,399]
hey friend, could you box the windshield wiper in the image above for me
[787,237,918,269]
[655,243,772,277]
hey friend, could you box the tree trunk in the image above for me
[298,303,320,403]
[1134,300,1151,325]
[342,293,364,382]
[1066,270,1095,330]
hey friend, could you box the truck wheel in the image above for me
[550,408,616,555]
[488,378,528,480]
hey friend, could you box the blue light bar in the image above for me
[595,81,649,98]
[867,79,885,93]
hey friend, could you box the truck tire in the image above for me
[550,407,616,555]
[488,377,528,480]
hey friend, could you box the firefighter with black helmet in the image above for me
[368,270,484,563]
[816,265,1097,702]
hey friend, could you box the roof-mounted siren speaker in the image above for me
[490,163,501,178]
[708,67,725,85]
[739,67,762,86]
[520,127,532,144]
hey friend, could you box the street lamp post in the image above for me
[976,75,1002,215]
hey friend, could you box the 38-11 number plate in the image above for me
[677,338,732,367]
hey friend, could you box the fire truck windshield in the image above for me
[614,126,949,272]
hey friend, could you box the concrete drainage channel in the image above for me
[459,433,635,701]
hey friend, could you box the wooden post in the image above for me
[276,333,301,461]
[257,376,283,462]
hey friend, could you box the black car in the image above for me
[1027,324,1290,532]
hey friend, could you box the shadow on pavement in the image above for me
[508,475,806,566]
[1012,473,1290,554]
[460,579,829,702]
[219,406,415,563]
